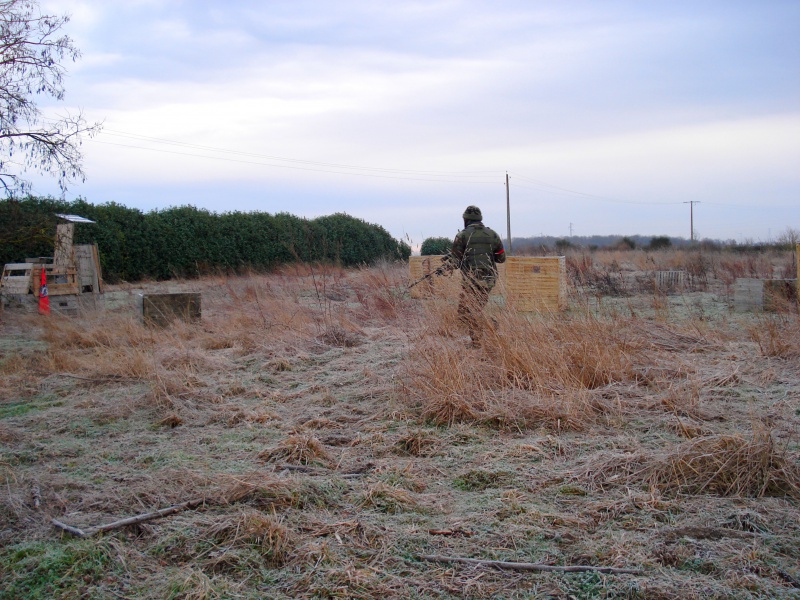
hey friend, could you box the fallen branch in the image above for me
[52,498,207,538]
[52,519,88,538]
[418,554,642,575]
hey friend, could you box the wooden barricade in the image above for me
[74,244,104,294]
[502,256,567,312]
[1,263,34,295]
[31,265,79,296]
[408,256,462,299]
[409,255,566,311]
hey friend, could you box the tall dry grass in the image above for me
[400,293,645,429]
[573,427,800,499]
[747,312,800,358]
[10,264,415,424]
[647,428,800,498]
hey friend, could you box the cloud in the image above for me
[25,0,800,243]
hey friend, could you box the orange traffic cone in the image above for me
[38,267,50,315]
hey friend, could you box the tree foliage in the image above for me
[0,0,100,196]
[555,238,573,251]
[420,236,451,256]
[0,197,410,282]
[648,236,672,250]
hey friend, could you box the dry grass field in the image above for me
[1,249,799,599]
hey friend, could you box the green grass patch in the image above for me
[0,539,117,600]
[453,469,512,491]
[0,396,63,419]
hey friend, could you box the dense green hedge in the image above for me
[420,236,452,256]
[0,197,411,282]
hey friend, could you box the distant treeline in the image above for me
[513,235,689,252]
[0,197,411,283]
[508,234,790,253]
[421,232,798,256]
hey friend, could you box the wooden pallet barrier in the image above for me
[1,263,35,295]
[503,256,567,312]
[32,265,79,296]
[409,255,566,311]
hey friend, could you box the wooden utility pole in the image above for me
[684,201,700,241]
[505,172,512,256]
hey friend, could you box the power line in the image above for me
[90,138,500,185]
[98,129,500,180]
[508,171,683,206]
[92,130,776,213]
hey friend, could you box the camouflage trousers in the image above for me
[457,273,494,345]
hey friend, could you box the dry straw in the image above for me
[259,434,332,467]
[574,428,800,499]
[648,429,800,498]
[206,509,295,567]
[402,292,641,429]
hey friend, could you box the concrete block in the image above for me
[734,279,763,312]
[142,293,201,326]
[735,278,798,312]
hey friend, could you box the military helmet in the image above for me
[462,205,482,221]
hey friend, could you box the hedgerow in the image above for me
[0,197,410,282]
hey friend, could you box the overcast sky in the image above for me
[33,0,800,246]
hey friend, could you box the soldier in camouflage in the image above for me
[449,205,506,346]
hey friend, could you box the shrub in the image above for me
[420,236,452,256]
[648,236,672,250]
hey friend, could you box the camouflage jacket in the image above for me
[451,222,506,283]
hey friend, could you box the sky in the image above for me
[30,0,800,247]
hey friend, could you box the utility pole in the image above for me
[505,172,512,256]
[684,201,700,242]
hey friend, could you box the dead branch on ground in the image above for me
[418,554,642,575]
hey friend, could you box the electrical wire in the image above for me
[508,171,683,206]
[97,129,501,180]
[90,137,502,185]
[92,130,782,212]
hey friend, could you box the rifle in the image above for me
[408,253,457,289]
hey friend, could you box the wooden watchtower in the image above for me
[1,214,103,313]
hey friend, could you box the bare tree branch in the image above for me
[0,0,102,196]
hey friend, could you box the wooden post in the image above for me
[54,223,75,268]
[506,172,512,256]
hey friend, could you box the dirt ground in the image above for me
[1,257,799,599]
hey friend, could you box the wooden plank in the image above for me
[1,278,32,295]
[74,244,102,294]
[92,243,104,294]
[32,266,79,297]
[1,263,34,295]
